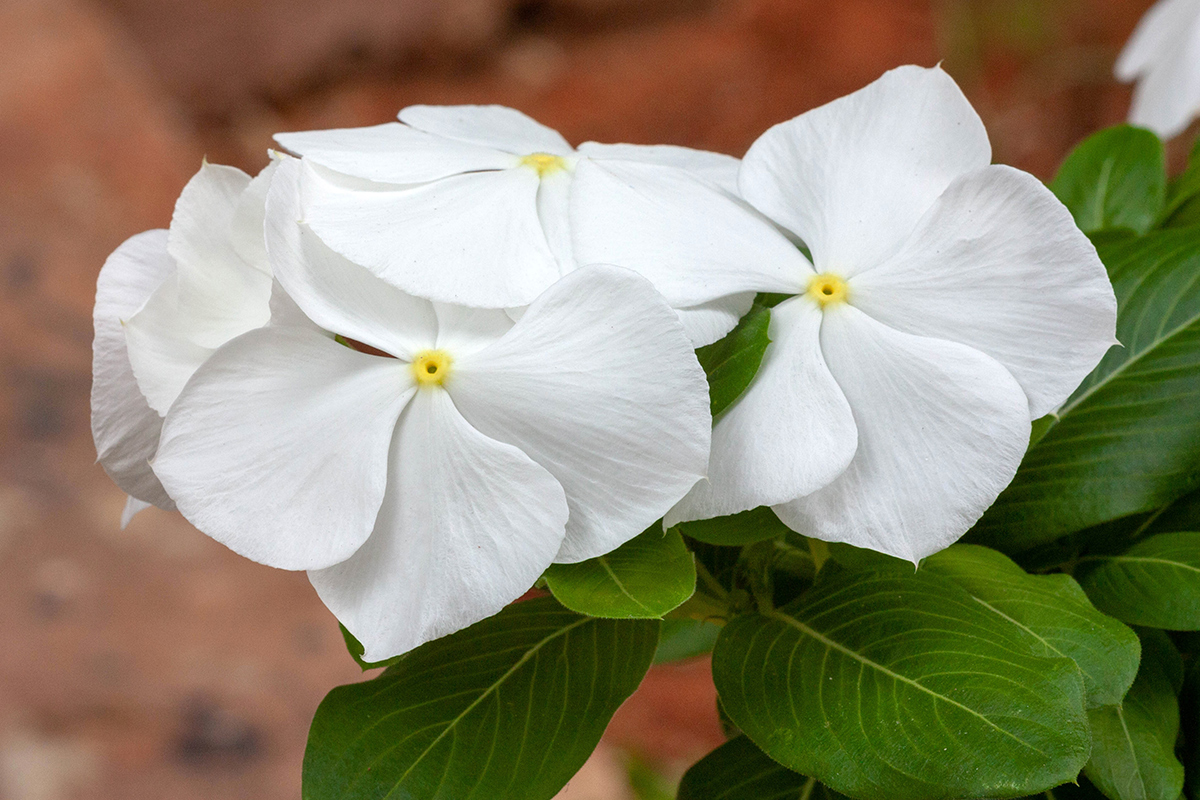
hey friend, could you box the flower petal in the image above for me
[571,157,806,307]
[739,65,992,274]
[450,265,711,563]
[265,158,437,358]
[666,296,857,525]
[299,159,563,308]
[153,327,413,571]
[772,306,1030,563]
[121,496,153,528]
[167,162,251,279]
[275,122,515,184]
[577,141,741,194]
[1124,14,1200,138]
[399,104,573,156]
[432,302,513,356]
[676,292,757,347]
[1115,0,1197,81]
[230,159,279,275]
[308,388,569,662]
[850,165,1118,419]
[91,229,176,509]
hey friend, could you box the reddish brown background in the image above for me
[0,1,1189,798]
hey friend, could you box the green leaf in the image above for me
[544,526,695,618]
[677,736,850,800]
[712,569,1090,800]
[338,623,402,671]
[1160,144,1200,229]
[696,302,771,417]
[920,545,1141,707]
[1083,631,1184,800]
[1050,125,1166,235]
[1080,532,1200,630]
[969,228,1200,552]
[675,506,792,546]
[653,618,722,664]
[303,597,659,800]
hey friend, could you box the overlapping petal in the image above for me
[400,104,573,156]
[299,159,562,308]
[675,292,757,349]
[275,122,515,184]
[153,327,414,571]
[772,307,1030,563]
[1115,0,1198,81]
[577,141,741,194]
[266,158,438,357]
[739,65,992,273]
[570,158,804,308]
[308,389,569,662]
[1116,0,1200,139]
[450,265,711,562]
[91,229,176,510]
[667,296,857,525]
[850,165,1118,418]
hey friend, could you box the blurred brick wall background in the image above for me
[0,0,1182,797]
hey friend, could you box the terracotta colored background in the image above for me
[0,1,1188,798]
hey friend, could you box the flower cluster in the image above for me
[92,65,1117,661]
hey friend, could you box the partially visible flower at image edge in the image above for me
[1115,0,1200,139]
[668,65,1119,563]
[147,156,712,661]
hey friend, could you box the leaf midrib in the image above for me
[597,557,657,614]
[764,608,1051,756]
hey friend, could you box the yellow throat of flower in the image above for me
[806,273,849,308]
[412,350,453,387]
[520,152,567,177]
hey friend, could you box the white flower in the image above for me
[1115,0,1200,139]
[274,105,801,346]
[92,161,277,525]
[667,65,1119,563]
[149,156,711,661]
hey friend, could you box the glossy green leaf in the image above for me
[677,736,849,800]
[712,569,1090,800]
[1161,144,1200,229]
[1084,631,1184,800]
[303,598,659,800]
[653,618,722,664]
[969,228,1200,552]
[1080,532,1200,629]
[696,302,771,417]
[675,506,791,546]
[544,526,695,619]
[1050,125,1166,235]
[921,545,1140,707]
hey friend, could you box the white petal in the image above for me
[1126,18,1200,139]
[577,141,742,195]
[153,327,414,571]
[571,157,806,307]
[399,104,573,156]
[739,65,992,274]
[300,159,563,308]
[265,158,437,358]
[536,166,575,270]
[450,265,712,563]
[167,162,251,279]
[850,165,1118,419]
[120,496,152,528]
[230,159,279,275]
[432,302,513,356]
[275,122,515,184]
[308,389,569,661]
[676,292,757,347]
[123,270,214,414]
[91,229,176,509]
[666,296,857,525]
[1115,0,1198,80]
[773,306,1030,563]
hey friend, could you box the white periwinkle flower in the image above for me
[274,105,801,345]
[149,157,712,661]
[92,160,277,525]
[1116,0,1200,139]
[668,65,1119,563]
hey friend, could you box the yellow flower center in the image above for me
[520,152,567,177]
[806,273,849,307]
[411,350,452,387]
